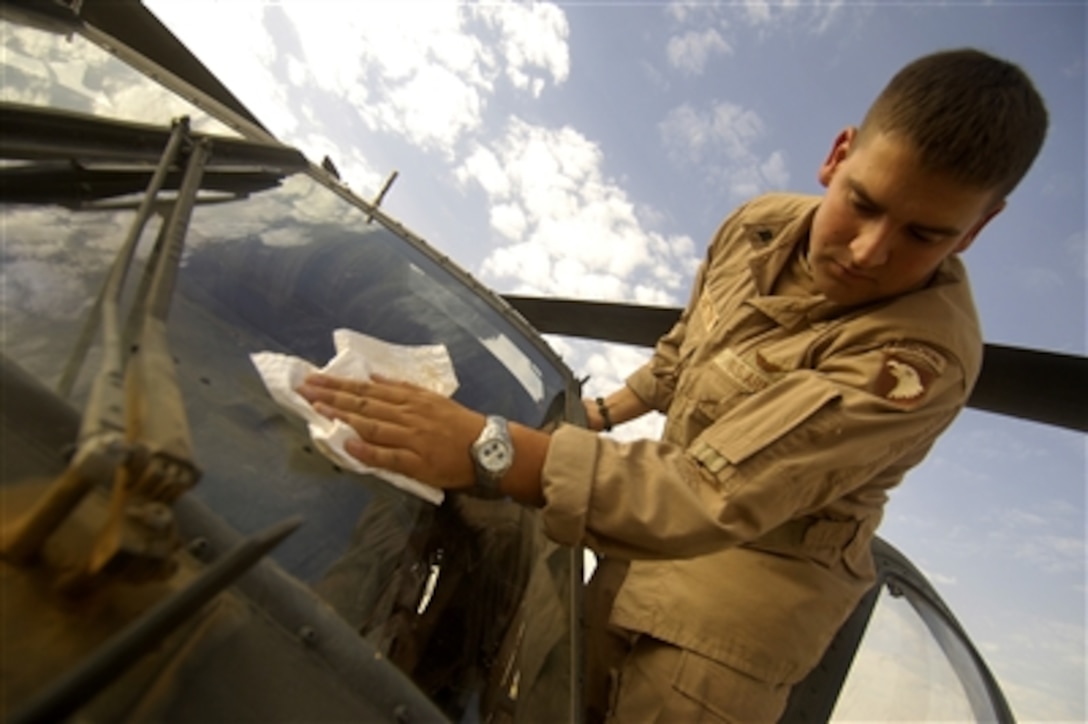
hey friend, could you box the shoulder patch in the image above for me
[873,344,946,409]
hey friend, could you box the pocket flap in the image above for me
[694,372,841,468]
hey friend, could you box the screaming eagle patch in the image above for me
[873,344,945,409]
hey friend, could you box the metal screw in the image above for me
[298,625,318,646]
[187,537,210,560]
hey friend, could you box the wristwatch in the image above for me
[470,415,513,496]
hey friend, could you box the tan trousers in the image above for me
[585,558,791,724]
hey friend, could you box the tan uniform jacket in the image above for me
[540,193,983,685]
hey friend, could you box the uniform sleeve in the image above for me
[541,340,971,561]
[625,206,748,412]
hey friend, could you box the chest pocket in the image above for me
[682,348,776,425]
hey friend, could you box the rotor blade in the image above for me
[969,344,1087,432]
[504,295,676,348]
[502,295,1088,432]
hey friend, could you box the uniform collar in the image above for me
[738,197,968,327]
[741,199,840,327]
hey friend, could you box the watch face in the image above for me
[478,438,512,474]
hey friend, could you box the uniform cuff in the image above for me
[625,364,667,410]
[540,424,599,546]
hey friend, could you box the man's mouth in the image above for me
[829,259,873,283]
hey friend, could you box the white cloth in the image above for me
[250,329,459,505]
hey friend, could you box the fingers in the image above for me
[303,373,421,402]
[314,403,414,450]
[344,437,418,477]
[300,384,371,415]
[296,372,478,491]
[299,375,428,470]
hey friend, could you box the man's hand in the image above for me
[297,373,484,491]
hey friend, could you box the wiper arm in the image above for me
[2,118,208,585]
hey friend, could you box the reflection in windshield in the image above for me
[2,164,577,724]
[831,581,993,721]
[1,11,581,718]
[0,17,237,137]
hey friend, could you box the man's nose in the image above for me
[849,222,894,268]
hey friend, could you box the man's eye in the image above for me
[909,228,940,243]
[850,197,877,215]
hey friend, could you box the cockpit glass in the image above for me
[830,578,1001,722]
[0,16,579,719]
[0,15,238,136]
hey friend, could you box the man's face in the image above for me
[808,128,1005,307]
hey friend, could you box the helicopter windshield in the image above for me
[0,11,581,722]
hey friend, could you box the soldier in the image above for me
[299,48,1048,722]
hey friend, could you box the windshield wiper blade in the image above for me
[3,118,207,568]
[57,120,188,398]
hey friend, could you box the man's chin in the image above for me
[813,277,882,307]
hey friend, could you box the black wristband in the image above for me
[595,397,613,432]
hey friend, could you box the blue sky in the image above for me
[147,1,1085,719]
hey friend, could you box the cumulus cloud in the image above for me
[281,1,566,155]
[545,336,666,443]
[739,0,843,31]
[666,28,732,75]
[481,2,570,95]
[660,102,790,199]
[455,118,698,304]
[664,0,846,37]
[149,0,569,166]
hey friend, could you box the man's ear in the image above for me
[955,200,1007,254]
[817,126,857,187]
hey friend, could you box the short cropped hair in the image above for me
[858,48,1048,200]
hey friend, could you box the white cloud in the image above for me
[260,228,312,248]
[479,2,570,96]
[741,0,844,33]
[544,336,667,443]
[456,118,698,305]
[666,28,732,75]
[147,1,291,138]
[666,1,703,24]
[760,150,790,189]
[373,63,485,157]
[490,203,529,240]
[664,0,845,36]
[661,102,764,162]
[743,0,774,25]
[149,0,570,157]
[660,102,790,200]
[458,147,511,198]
